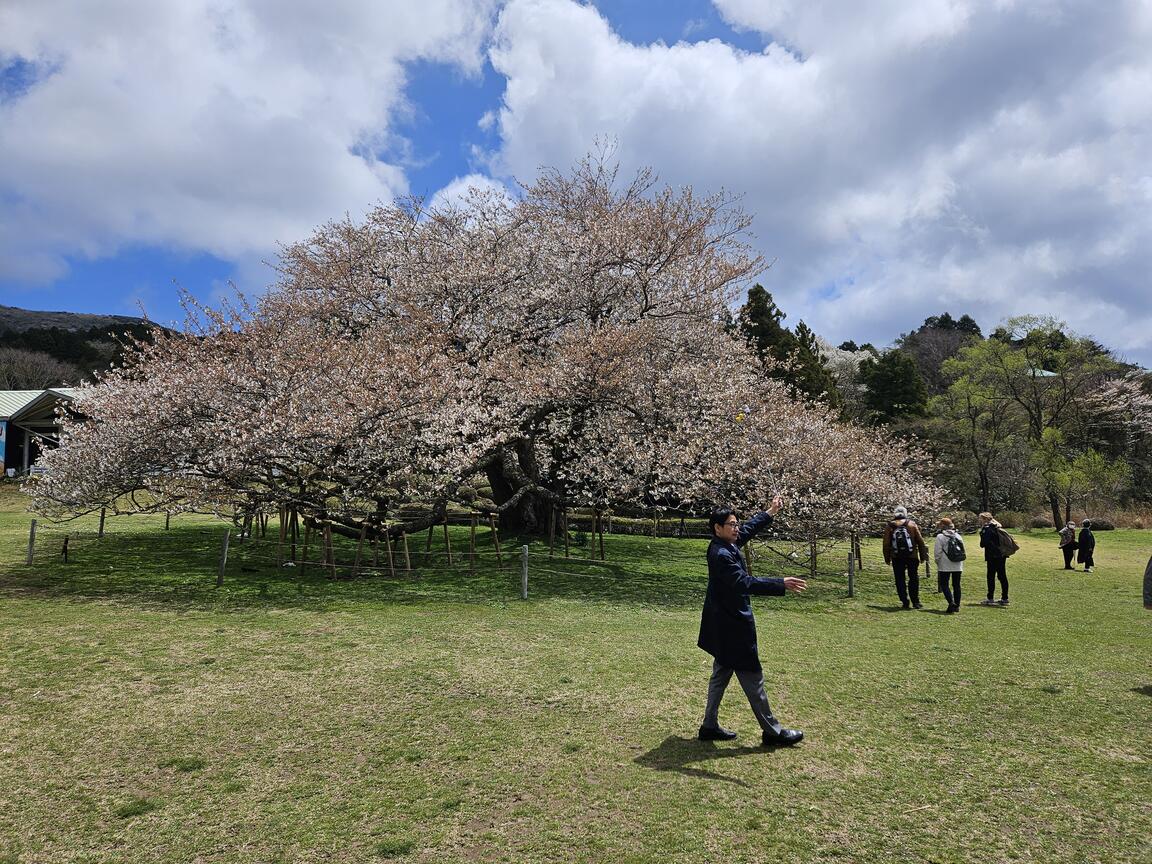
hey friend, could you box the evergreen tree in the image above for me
[736,285,840,405]
[859,350,929,422]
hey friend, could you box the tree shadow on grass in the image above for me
[634,735,794,787]
[2,523,857,614]
[1131,685,1152,698]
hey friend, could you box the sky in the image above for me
[1,0,1150,367]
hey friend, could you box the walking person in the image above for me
[698,496,808,747]
[882,506,929,609]
[1077,519,1096,572]
[933,517,965,613]
[978,512,1010,606]
[1058,521,1078,570]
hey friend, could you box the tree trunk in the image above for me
[484,444,549,532]
[1048,491,1061,531]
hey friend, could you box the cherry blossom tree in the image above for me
[30,155,949,541]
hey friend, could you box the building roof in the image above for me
[0,391,45,419]
[0,388,78,421]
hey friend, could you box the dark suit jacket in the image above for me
[697,511,784,672]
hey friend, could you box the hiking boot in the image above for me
[997,598,1010,606]
[944,605,957,614]
[912,602,923,609]
[980,598,997,606]
[1084,567,1093,573]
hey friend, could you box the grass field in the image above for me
[1,482,1149,863]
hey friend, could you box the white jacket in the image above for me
[934,529,966,572]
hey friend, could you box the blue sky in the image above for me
[2,0,1150,366]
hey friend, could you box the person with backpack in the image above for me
[1058,521,1078,570]
[882,506,929,609]
[978,512,1011,605]
[1077,519,1096,572]
[933,517,966,613]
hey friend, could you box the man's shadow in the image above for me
[634,735,784,786]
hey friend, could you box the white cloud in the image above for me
[0,0,499,283]
[427,173,516,212]
[487,0,1152,365]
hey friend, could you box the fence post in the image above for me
[520,545,529,600]
[847,547,855,598]
[810,531,817,581]
[217,528,231,587]
[98,508,106,539]
[164,513,171,531]
[26,519,37,565]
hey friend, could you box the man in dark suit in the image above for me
[698,496,807,747]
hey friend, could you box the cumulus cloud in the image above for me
[0,0,498,284]
[488,0,1152,365]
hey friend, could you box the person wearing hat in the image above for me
[882,506,929,609]
[697,496,808,747]
[1058,521,1078,570]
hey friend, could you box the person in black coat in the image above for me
[698,496,807,747]
[1077,519,1096,572]
[978,512,1010,605]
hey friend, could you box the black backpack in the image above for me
[944,533,966,561]
[891,522,915,557]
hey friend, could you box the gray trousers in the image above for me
[702,659,783,734]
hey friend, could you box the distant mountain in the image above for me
[0,304,152,334]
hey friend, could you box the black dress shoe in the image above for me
[762,728,804,747]
[698,725,738,741]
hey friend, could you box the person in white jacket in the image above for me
[933,517,966,614]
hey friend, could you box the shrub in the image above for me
[1030,515,1054,529]
[1088,518,1116,531]
[997,510,1027,530]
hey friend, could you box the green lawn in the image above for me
[1,482,1149,863]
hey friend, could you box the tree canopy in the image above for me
[31,156,946,538]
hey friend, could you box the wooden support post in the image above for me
[290,507,299,561]
[401,532,411,572]
[240,510,253,542]
[98,508,106,539]
[847,547,855,598]
[548,505,556,558]
[598,510,606,560]
[442,520,453,565]
[353,522,367,578]
[521,545,529,600]
[277,506,287,566]
[425,523,435,561]
[301,522,312,569]
[489,514,503,565]
[385,529,396,578]
[25,519,37,565]
[324,524,335,579]
[372,533,380,568]
[61,535,69,563]
[679,514,686,538]
[810,531,818,581]
[563,508,570,558]
[652,508,658,539]
[217,528,231,587]
[469,515,477,575]
[164,513,171,531]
